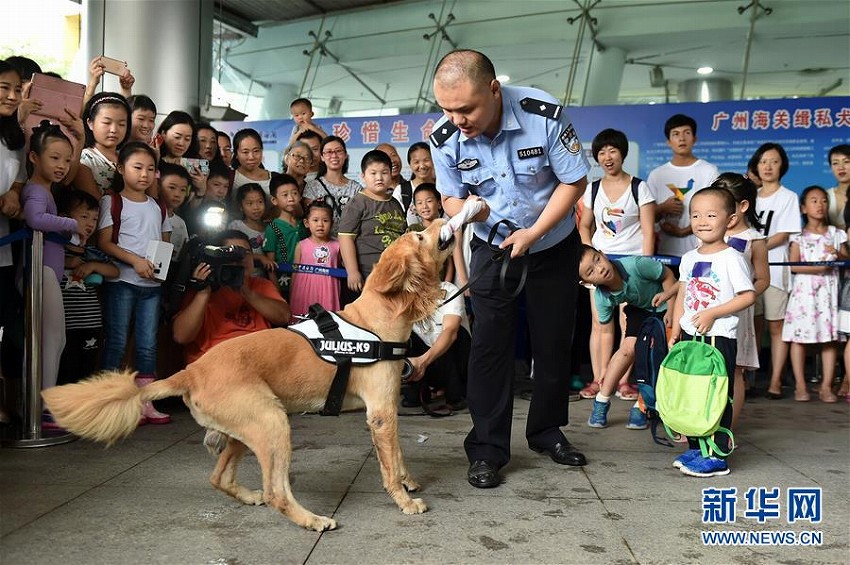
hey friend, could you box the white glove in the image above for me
[440,197,485,241]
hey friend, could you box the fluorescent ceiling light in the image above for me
[697,66,714,75]
[496,74,510,83]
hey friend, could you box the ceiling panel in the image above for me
[213,0,850,116]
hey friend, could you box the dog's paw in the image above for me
[239,489,264,506]
[400,497,428,515]
[402,477,420,492]
[307,515,337,532]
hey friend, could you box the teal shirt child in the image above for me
[594,256,667,323]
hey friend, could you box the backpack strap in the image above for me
[110,193,123,244]
[110,194,168,244]
[316,178,341,218]
[270,220,289,263]
[400,179,413,213]
[699,427,735,458]
[591,177,642,212]
[630,176,642,206]
[590,179,601,212]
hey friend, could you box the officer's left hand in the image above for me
[500,228,537,258]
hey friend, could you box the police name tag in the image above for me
[517,146,544,159]
[457,158,480,171]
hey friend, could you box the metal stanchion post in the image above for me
[2,230,74,447]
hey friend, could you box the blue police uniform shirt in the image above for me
[431,85,590,253]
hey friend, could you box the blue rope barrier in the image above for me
[607,253,850,268]
[276,262,348,279]
[0,228,32,248]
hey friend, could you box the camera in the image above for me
[189,242,247,290]
[169,236,246,315]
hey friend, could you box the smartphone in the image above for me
[100,56,127,76]
[180,158,210,176]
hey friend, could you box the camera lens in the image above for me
[400,359,414,383]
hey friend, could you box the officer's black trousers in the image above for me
[464,229,580,467]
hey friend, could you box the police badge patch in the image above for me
[456,158,480,171]
[559,124,581,155]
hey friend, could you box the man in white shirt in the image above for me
[647,114,719,258]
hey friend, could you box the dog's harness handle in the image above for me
[442,219,529,305]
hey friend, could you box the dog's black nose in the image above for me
[438,234,455,251]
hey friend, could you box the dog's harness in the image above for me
[287,304,409,416]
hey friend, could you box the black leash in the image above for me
[442,219,529,305]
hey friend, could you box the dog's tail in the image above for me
[42,369,189,446]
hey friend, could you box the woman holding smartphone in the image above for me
[157,110,206,196]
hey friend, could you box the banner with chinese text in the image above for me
[214,96,849,193]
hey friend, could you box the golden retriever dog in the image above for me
[43,220,454,531]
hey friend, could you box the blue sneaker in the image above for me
[672,449,701,469]
[625,407,647,430]
[680,455,730,477]
[587,399,610,428]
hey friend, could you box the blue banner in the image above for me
[215,96,850,194]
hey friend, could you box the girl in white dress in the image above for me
[782,186,849,402]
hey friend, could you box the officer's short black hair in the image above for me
[591,128,629,163]
[434,50,496,85]
[664,114,697,139]
[361,149,392,173]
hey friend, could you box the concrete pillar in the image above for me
[677,78,734,102]
[83,0,213,117]
[581,46,626,106]
[257,84,299,120]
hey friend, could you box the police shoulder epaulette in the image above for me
[520,97,563,120]
[429,121,459,147]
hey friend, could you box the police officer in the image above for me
[430,49,590,489]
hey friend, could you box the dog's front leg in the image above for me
[366,408,427,515]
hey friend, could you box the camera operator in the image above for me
[172,229,290,363]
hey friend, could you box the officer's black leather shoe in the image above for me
[467,460,501,488]
[530,440,587,466]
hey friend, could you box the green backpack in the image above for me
[656,338,734,457]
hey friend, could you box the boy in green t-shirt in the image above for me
[263,173,307,298]
[578,244,678,429]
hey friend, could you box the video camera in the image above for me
[191,242,247,290]
[166,236,247,317]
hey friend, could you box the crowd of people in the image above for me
[0,50,847,483]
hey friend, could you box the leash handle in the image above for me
[487,219,528,299]
[443,220,529,306]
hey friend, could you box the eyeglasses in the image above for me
[288,153,311,163]
[323,149,346,156]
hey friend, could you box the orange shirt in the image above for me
[184,276,284,363]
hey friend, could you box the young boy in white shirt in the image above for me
[669,187,756,477]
